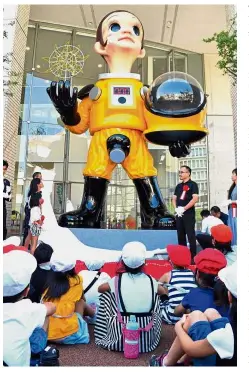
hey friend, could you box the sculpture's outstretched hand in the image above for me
[169,141,191,158]
[46,80,80,126]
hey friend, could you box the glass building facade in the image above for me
[14,21,208,231]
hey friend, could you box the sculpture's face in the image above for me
[98,11,145,59]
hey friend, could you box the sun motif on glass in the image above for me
[43,42,89,79]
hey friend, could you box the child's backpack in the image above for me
[94,273,162,354]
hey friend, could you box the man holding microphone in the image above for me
[172,166,199,259]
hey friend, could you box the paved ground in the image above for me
[53,324,176,366]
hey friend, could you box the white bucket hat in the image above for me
[3,250,37,296]
[122,241,147,269]
[218,262,237,298]
[84,259,105,271]
[50,252,76,273]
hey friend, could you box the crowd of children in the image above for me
[3,228,237,366]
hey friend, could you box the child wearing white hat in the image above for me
[78,258,111,324]
[95,241,166,353]
[3,250,56,366]
[98,241,166,312]
[41,251,95,344]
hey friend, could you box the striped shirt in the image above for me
[161,269,197,324]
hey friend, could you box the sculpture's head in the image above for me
[94,10,146,63]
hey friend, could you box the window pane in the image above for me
[30,87,63,125]
[26,123,65,162]
[20,86,31,122]
[68,163,85,182]
[171,52,187,72]
[67,183,84,210]
[186,53,204,87]
[24,162,63,181]
[74,33,106,84]
[34,28,72,82]
[69,134,90,162]
[107,184,136,223]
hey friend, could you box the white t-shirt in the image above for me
[3,299,47,366]
[201,216,224,235]
[207,323,234,359]
[29,206,42,225]
[226,245,237,266]
[79,270,111,306]
[109,272,158,313]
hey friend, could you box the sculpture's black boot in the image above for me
[133,176,176,230]
[58,176,109,228]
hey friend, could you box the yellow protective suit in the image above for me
[65,76,157,180]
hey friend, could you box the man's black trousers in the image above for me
[3,203,7,240]
[196,233,214,250]
[176,211,196,258]
[22,203,31,245]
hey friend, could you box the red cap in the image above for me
[167,245,191,267]
[211,225,233,243]
[3,245,28,254]
[194,248,227,275]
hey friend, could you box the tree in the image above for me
[203,15,237,84]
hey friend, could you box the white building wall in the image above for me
[204,54,235,210]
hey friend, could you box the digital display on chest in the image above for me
[113,87,131,95]
[109,84,134,107]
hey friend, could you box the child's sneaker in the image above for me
[39,346,59,366]
[149,353,168,366]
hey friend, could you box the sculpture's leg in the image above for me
[133,176,176,230]
[58,176,109,228]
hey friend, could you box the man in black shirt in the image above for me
[210,206,228,226]
[3,160,12,240]
[173,165,199,258]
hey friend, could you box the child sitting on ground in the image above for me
[28,242,53,303]
[78,259,111,323]
[3,250,57,366]
[149,262,237,367]
[174,249,228,317]
[95,242,166,353]
[211,225,236,266]
[159,245,197,324]
[42,252,95,345]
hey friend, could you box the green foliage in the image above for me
[3,21,21,97]
[203,16,237,84]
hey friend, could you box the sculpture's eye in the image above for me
[133,26,140,36]
[110,23,121,32]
